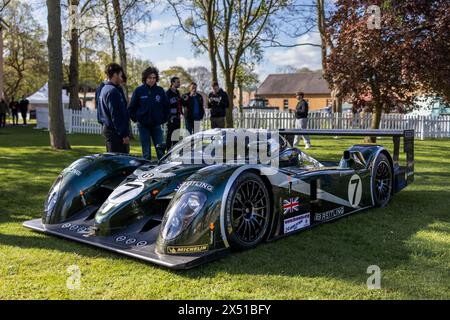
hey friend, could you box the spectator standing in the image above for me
[207,82,229,129]
[19,96,29,125]
[97,63,130,154]
[128,66,168,160]
[9,97,19,126]
[294,92,311,149]
[165,76,182,150]
[0,99,8,127]
[182,82,204,134]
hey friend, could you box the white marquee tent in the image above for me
[27,82,70,109]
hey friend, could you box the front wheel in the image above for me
[371,153,393,207]
[224,172,271,251]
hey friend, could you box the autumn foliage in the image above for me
[325,0,450,129]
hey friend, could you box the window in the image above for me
[283,99,289,110]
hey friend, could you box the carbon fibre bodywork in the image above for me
[23,129,414,269]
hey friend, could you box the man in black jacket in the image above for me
[128,66,169,160]
[182,82,204,134]
[0,98,8,127]
[9,97,19,126]
[97,63,130,153]
[294,92,311,149]
[165,76,182,150]
[19,96,29,125]
[207,82,229,129]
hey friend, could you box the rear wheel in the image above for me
[372,153,393,207]
[224,172,270,250]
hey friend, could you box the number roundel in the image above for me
[348,174,362,208]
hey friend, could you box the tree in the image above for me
[126,56,153,91]
[2,0,48,100]
[168,0,220,83]
[275,65,315,73]
[325,0,450,140]
[101,0,117,62]
[216,0,299,127]
[160,66,193,91]
[67,0,97,110]
[236,64,258,110]
[169,1,317,127]
[47,0,70,149]
[111,0,153,95]
[112,0,126,71]
[188,66,212,93]
[0,0,11,99]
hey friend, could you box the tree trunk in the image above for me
[366,101,382,143]
[317,0,327,71]
[112,0,127,93]
[68,0,80,110]
[47,0,70,149]
[225,78,234,128]
[0,26,4,100]
[238,83,243,110]
[103,0,116,62]
[206,0,218,83]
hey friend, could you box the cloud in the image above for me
[266,33,323,71]
[154,56,211,72]
[134,19,172,34]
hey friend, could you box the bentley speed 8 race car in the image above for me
[24,129,414,269]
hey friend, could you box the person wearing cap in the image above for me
[294,91,311,149]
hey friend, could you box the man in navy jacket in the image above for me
[97,63,130,153]
[128,66,169,160]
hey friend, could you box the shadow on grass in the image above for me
[174,190,449,282]
[2,190,446,281]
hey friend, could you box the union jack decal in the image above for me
[283,197,299,215]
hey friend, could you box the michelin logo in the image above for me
[284,213,310,234]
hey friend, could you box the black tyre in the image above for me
[224,172,271,250]
[372,153,393,207]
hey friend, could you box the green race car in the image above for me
[24,129,414,269]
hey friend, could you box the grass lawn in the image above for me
[0,125,449,299]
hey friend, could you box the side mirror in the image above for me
[279,148,300,167]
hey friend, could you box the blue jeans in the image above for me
[138,123,164,160]
[185,119,194,134]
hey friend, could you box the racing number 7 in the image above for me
[350,178,360,205]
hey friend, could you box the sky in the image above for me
[27,0,323,84]
[130,3,323,82]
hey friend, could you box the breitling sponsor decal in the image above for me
[178,181,214,192]
[314,206,345,222]
[167,244,209,254]
[284,213,310,233]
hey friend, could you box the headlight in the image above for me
[44,177,62,217]
[161,192,207,240]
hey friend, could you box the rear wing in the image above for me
[279,129,414,184]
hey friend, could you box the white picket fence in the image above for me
[35,107,450,140]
